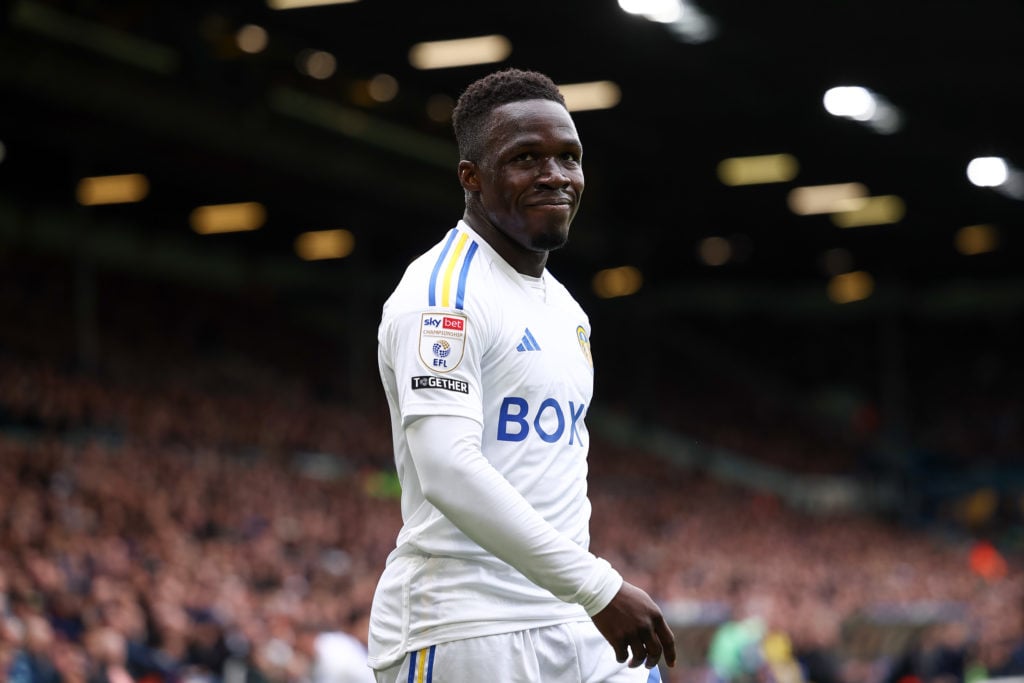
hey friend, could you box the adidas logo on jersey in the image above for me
[515,328,541,352]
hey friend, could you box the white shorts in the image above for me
[372,621,662,683]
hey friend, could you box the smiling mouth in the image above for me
[528,198,573,208]
[529,203,572,212]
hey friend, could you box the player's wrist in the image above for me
[573,558,623,616]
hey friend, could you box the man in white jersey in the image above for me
[370,68,675,682]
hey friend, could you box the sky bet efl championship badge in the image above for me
[419,312,467,373]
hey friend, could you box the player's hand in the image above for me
[591,581,676,669]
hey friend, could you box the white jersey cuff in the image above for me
[573,558,623,617]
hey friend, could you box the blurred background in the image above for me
[1,1,1023,682]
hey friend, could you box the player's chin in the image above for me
[528,223,571,252]
[532,231,573,252]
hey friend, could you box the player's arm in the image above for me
[406,414,620,615]
[405,414,675,669]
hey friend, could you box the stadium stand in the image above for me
[1,252,1023,683]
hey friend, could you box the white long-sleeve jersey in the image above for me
[368,221,621,670]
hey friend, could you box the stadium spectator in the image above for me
[1,252,1022,683]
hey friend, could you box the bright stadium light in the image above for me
[618,0,682,23]
[409,35,511,70]
[967,156,1024,199]
[830,195,905,228]
[788,182,869,215]
[558,81,621,112]
[967,156,1009,187]
[295,229,355,260]
[618,0,716,43]
[268,0,359,9]
[717,153,799,186]
[76,173,150,206]
[190,202,266,234]
[823,85,902,134]
[823,86,877,121]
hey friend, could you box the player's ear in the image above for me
[458,160,481,193]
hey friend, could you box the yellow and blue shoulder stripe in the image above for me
[428,228,478,310]
[406,645,436,683]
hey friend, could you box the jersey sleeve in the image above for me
[407,413,624,615]
[381,306,487,427]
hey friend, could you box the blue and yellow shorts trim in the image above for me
[406,645,436,683]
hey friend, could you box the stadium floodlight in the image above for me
[717,153,799,186]
[557,81,622,112]
[409,35,511,70]
[830,195,905,228]
[823,85,902,134]
[966,156,1009,187]
[268,0,359,9]
[824,86,876,121]
[190,202,266,234]
[788,182,868,215]
[618,0,716,43]
[618,0,682,23]
[295,229,355,261]
[967,156,1024,199]
[76,173,150,206]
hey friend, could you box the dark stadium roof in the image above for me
[2,0,1023,309]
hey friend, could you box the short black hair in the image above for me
[452,68,567,162]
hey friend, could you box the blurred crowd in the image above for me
[0,434,392,683]
[2,374,1023,683]
[1,254,1022,683]
[589,446,1024,682]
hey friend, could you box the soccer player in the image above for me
[369,68,675,682]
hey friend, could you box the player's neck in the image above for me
[462,211,548,277]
